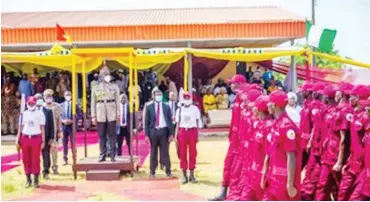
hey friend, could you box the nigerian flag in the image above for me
[306,19,337,53]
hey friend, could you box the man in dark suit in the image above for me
[144,87,174,178]
[167,91,179,122]
[117,94,135,156]
[60,91,73,165]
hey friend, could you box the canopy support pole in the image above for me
[71,53,77,180]
[82,59,88,157]
[290,40,297,92]
[129,52,134,165]
[187,42,193,92]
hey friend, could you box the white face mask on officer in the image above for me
[183,99,192,106]
[45,97,53,104]
[65,95,71,101]
[27,104,36,111]
[104,75,111,83]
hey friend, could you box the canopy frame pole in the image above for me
[187,42,193,92]
[82,59,88,157]
[128,52,134,165]
[71,52,78,180]
[133,59,139,162]
[290,39,297,92]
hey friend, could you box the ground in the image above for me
[1,136,228,201]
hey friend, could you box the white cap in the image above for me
[287,92,298,101]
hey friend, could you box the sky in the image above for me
[2,0,370,63]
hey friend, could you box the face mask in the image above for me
[65,96,71,101]
[27,105,36,111]
[37,99,44,106]
[155,95,162,102]
[183,100,192,106]
[45,97,53,103]
[104,76,111,83]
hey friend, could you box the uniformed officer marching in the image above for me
[91,66,120,162]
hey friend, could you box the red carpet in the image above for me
[1,131,150,173]
[13,179,204,201]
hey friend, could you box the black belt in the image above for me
[97,100,115,103]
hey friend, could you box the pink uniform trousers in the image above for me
[301,155,322,200]
[177,128,198,171]
[348,171,369,201]
[222,144,237,187]
[225,156,243,200]
[338,167,359,201]
[315,164,341,201]
[241,170,264,201]
[21,134,42,175]
[262,180,301,201]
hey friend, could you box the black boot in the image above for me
[189,170,197,183]
[208,186,228,201]
[181,170,188,184]
[25,174,32,188]
[34,174,40,188]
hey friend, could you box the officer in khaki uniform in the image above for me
[91,66,120,162]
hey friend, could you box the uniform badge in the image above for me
[267,133,272,142]
[346,113,353,122]
[253,121,259,129]
[287,129,296,140]
[28,120,35,127]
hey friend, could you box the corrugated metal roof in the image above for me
[1,6,305,28]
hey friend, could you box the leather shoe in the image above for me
[149,174,156,179]
[111,158,116,162]
[166,173,173,178]
[98,158,106,162]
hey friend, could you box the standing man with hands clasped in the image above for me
[91,66,120,162]
[60,91,73,165]
[144,88,174,178]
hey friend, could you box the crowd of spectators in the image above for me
[1,65,285,135]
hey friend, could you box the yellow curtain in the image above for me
[310,51,370,69]
[187,48,307,62]
[2,54,103,73]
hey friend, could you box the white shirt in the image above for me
[155,102,167,128]
[22,110,46,135]
[168,100,177,117]
[286,105,301,127]
[175,105,203,129]
[120,103,128,126]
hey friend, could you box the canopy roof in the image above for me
[2,6,305,48]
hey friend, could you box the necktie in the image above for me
[122,104,126,125]
[67,102,70,119]
[172,102,175,115]
[155,103,160,127]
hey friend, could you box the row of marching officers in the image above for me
[209,74,370,201]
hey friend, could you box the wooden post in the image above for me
[71,53,77,180]
[82,59,87,158]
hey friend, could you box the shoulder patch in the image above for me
[346,113,353,122]
[287,129,296,140]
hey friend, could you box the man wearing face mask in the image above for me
[117,93,135,156]
[144,88,174,178]
[34,93,44,110]
[42,89,62,177]
[60,91,73,165]
[175,92,202,184]
[91,66,120,162]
